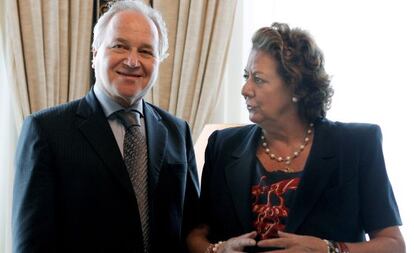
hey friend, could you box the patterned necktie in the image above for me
[116,110,150,253]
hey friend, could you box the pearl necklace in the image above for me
[260,123,314,172]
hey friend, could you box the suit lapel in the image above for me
[225,125,261,233]
[285,120,337,233]
[76,90,134,195]
[143,103,167,197]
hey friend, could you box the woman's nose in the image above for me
[241,81,253,98]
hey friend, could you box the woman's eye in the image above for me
[254,76,264,84]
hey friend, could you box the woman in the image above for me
[187,23,405,253]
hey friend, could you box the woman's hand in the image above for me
[256,231,326,252]
[216,231,257,253]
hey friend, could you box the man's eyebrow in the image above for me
[140,43,155,50]
[113,38,128,44]
[112,38,155,50]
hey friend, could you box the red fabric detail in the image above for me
[251,176,300,239]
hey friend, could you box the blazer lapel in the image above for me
[76,90,134,195]
[143,103,167,197]
[285,120,337,233]
[225,125,261,233]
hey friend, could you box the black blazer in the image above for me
[12,90,200,253]
[200,119,401,243]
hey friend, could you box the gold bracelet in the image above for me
[205,241,225,253]
[337,242,349,253]
[212,241,224,253]
[323,239,339,253]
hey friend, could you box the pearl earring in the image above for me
[292,96,298,103]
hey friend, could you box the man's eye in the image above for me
[243,73,249,80]
[112,44,125,49]
[140,50,154,56]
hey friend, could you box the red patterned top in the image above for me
[251,161,302,240]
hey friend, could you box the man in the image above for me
[12,1,199,252]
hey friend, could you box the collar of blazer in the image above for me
[224,120,337,233]
[75,89,167,198]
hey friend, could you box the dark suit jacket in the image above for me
[12,90,200,253]
[200,119,401,243]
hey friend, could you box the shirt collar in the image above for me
[93,85,144,118]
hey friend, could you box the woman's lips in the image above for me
[247,104,257,111]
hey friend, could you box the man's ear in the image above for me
[91,49,97,69]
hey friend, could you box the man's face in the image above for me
[92,10,160,107]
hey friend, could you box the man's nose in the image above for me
[124,51,140,67]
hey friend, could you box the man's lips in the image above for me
[116,71,142,78]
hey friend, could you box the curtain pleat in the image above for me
[69,0,95,101]
[5,0,30,122]
[149,0,183,108]
[18,0,48,111]
[191,1,237,138]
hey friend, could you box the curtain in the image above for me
[148,0,238,139]
[7,0,94,117]
[0,2,16,251]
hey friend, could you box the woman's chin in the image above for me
[248,115,262,124]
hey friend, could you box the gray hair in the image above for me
[92,0,169,61]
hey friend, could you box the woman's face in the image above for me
[241,49,297,125]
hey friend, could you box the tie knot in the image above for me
[116,110,141,129]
